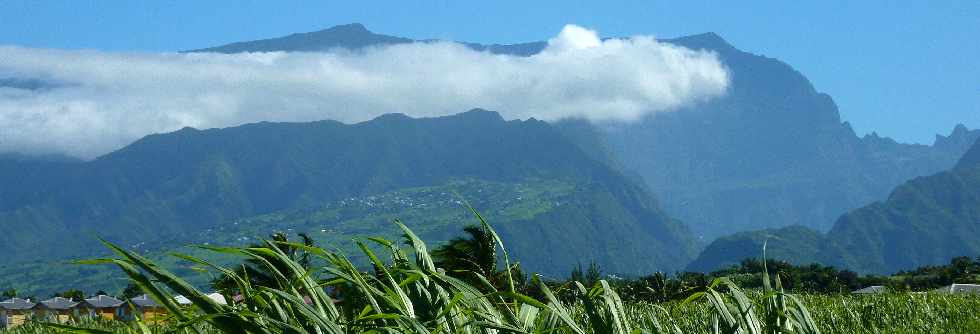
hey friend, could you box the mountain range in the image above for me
[187,22,980,273]
[0,109,697,294]
[191,23,979,241]
[602,34,979,240]
[689,137,980,274]
[1,23,977,293]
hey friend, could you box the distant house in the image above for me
[127,294,167,321]
[934,283,980,294]
[173,293,228,306]
[0,298,36,328]
[174,295,193,306]
[852,285,888,294]
[79,295,125,320]
[207,293,228,305]
[34,296,79,323]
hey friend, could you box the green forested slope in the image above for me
[0,110,697,294]
[605,33,980,240]
[188,23,980,240]
[685,225,825,272]
[692,139,980,274]
[822,140,980,273]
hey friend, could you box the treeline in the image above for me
[709,256,980,292]
[5,226,979,303]
[891,256,980,290]
[426,225,980,302]
[557,256,980,303]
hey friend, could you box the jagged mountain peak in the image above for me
[955,138,980,169]
[664,32,735,52]
[954,123,969,133]
[933,123,980,155]
[936,123,972,142]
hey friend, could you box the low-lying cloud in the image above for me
[0,25,729,159]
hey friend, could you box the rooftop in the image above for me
[37,296,78,310]
[130,294,160,308]
[0,298,36,310]
[173,293,227,306]
[936,283,980,294]
[83,295,124,308]
[852,285,888,294]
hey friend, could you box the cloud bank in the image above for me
[0,25,729,159]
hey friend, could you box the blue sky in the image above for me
[1,0,977,144]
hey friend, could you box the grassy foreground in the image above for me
[7,220,980,333]
[652,292,980,333]
[7,293,979,333]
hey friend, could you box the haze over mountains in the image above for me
[0,23,978,293]
[0,109,697,294]
[690,137,980,274]
[189,23,979,240]
[823,137,980,273]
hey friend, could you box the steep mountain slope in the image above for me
[604,34,979,240]
[0,110,697,285]
[821,138,980,273]
[956,135,980,168]
[685,225,825,272]
[188,24,979,241]
[690,139,980,274]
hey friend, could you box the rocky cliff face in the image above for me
[604,33,979,240]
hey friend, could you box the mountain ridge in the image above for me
[690,138,980,274]
[604,33,979,239]
[182,23,980,240]
[0,109,698,289]
[955,137,980,168]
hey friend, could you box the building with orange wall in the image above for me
[79,295,125,320]
[34,296,79,323]
[0,298,36,328]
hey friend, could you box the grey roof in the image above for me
[935,283,980,294]
[130,294,160,308]
[83,295,124,308]
[0,298,36,310]
[852,285,888,294]
[37,296,78,310]
[951,284,980,293]
[174,295,192,305]
[172,292,227,306]
[207,293,227,305]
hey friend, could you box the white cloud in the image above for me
[0,24,729,159]
[545,24,602,52]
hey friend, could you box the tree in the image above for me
[948,256,975,281]
[433,224,521,292]
[569,260,603,286]
[55,289,85,301]
[585,261,602,286]
[1,289,15,298]
[570,262,585,286]
[121,282,143,299]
